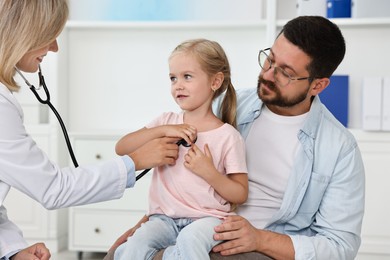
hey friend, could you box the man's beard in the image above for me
[257,74,309,108]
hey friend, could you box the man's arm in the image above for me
[213,143,365,260]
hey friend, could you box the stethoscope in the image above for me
[15,65,196,181]
[15,65,79,168]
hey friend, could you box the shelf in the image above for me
[331,17,390,27]
[350,129,390,142]
[277,17,390,28]
[65,20,268,30]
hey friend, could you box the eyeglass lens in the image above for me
[258,50,291,87]
[258,50,270,70]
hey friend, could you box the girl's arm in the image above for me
[116,127,160,155]
[210,171,248,205]
[184,144,248,204]
[116,124,197,155]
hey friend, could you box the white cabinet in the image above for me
[351,130,390,259]
[67,134,151,255]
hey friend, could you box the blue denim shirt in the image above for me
[217,88,365,260]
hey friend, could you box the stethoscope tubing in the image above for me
[135,168,151,181]
[30,85,79,168]
[15,66,79,168]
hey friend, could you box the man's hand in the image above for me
[213,215,295,260]
[11,243,51,260]
[129,137,179,171]
[212,215,260,255]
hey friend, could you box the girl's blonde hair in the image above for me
[0,0,69,92]
[170,38,237,128]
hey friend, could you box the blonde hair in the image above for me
[170,38,237,128]
[0,0,69,92]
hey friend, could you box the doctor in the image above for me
[0,0,179,259]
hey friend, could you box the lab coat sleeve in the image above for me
[0,206,28,259]
[0,86,128,209]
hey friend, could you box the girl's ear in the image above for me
[211,72,224,91]
[310,77,330,96]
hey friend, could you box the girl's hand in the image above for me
[184,143,215,179]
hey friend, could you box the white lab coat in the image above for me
[0,83,128,257]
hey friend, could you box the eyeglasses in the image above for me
[258,48,313,87]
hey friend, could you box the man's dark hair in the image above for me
[278,16,346,79]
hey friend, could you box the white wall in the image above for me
[63,24,267,132]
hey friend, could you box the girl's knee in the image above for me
[180,217,221,243]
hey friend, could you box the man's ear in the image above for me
[310,77,330,95]
[211,72,224,91]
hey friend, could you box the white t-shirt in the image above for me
[237,105,307,228]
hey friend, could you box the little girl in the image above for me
[114,38,248,259]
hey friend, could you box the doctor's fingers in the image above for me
[159,138,180,161]
[130,146,177,170]
[129,138,178,170]
[161,145,180,165]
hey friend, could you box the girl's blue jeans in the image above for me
[114,214,222,260]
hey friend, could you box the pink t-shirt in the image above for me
[146,112,247,219]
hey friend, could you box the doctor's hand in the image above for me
[129,137,179,171]
[11,243,51,260]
